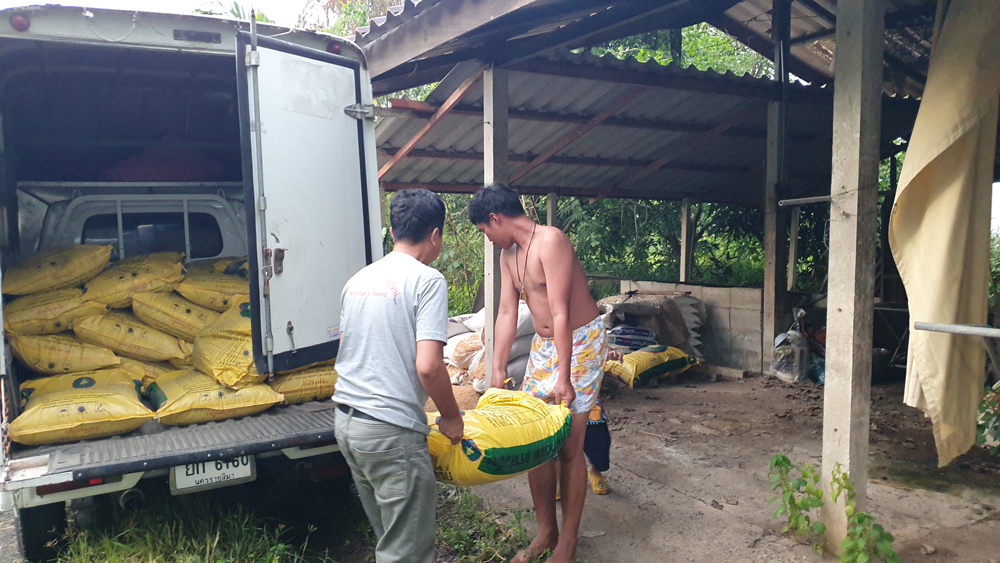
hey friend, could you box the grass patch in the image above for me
[436,485,533,563]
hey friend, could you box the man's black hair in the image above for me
[468,183,525,225]
[390,189,445,243]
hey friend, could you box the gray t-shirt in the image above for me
[333,251,448,434]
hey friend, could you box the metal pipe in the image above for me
[778,195,832,206]
[182,198,191,263]
[913,322,1000,338]
[116,200,125,260]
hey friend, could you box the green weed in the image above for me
[435,485,533,563]
[831,463,902,563]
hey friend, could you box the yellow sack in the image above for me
[192,297,262,389]
[148,369,282,426]
[118,357,175,393]
[10,369,153,445]
[131,292,220,341]
[10,333,120,374]
[2,245,112,296]
[84,252,184,308]
[168,353,194,370]
[73,312,191,362]
[604,345,699,389]
[3,289,110,335]
[174,274,250,312]
[184,256,247,276]
[426,389,571,486]
[269,365,338,405]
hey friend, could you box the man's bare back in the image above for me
[500,225,599,337]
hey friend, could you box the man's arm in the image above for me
[416,340,463,444]
[490,251,522,388]
[538,231,577,408]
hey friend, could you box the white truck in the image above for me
[0,6,381,559]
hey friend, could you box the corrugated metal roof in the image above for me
[375,48,909,204]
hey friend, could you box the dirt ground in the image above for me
[476,373,1000,563]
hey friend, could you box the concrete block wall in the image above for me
[620,281,764,373]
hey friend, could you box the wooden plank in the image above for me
[762,102,789,376]
[788,206,800,291]
[680,198,692,282]
[377,148,752,175]
[509,86,647,184]
[377,64,486,180]
[483,66,508,384]
[615,102,762,191]
[819,0,884,550]
[547,192,558,227]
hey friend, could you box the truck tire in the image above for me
[15,502,66,562]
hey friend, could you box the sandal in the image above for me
[589,472,609,495]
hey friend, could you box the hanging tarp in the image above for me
[889,0,1000,467]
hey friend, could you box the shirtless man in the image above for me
[469,184,607,563]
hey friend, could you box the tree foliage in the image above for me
[195,1,275,22]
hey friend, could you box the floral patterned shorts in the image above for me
[521,315,608,414]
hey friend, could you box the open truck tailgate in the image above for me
[4,402,338,488]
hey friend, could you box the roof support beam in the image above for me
[615,102,762,190]
[381,99,814,141]
[509,86,647,183]
[706,14,833,85]
[377,64,486,180]
[377,148,751,175]
[381,182,758,205]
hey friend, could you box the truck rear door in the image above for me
[236,27,380,375]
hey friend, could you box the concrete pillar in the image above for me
[819,0,884,550]
[680,198,693,282]
[483,65,508,382]
[788,206,799,291]
[547,192,558,227]
[762,102,789,373]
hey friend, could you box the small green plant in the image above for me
[436,485,533,562]
[831,463,902,563]
[768,453,826,541]
[976,383,1000,455]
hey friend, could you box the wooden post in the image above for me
[483,65,508,383]
[762,103,789,373]
[680,198,692,282]
[788,206,799,291]
[547,192,558,227]
[820,0,884,550]
[763,0,791,374]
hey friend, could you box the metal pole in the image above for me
[779,195,832,206]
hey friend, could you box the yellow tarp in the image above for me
[888,0,1000,467]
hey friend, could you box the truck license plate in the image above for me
[169,455,256,495]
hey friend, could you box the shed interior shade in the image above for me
[376,49,919,204]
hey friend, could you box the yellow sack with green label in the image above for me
[84,252,185,308]
[117,357,175,393]
[10,333,120,374]
[2,245,113,296]
[174,274,250,312]
[426,388,572,486]
[147,369,283,426]
[131,291,220,341]
[192,296,262,389]
[604,345,699,388]
[73,312,191,362]
[10,369,153,445]
[3,288,110,335]
[269,365,338,405]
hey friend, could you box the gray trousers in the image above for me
[334,408,436,563]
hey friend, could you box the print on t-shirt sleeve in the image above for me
[415,275,448,343]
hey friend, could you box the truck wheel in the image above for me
[15,502,67,562]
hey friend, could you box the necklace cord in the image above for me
[516,223,537,292]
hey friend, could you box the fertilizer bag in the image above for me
[148,369,282,426]
[174,274,250,312]
[10,333,120,374]
[192,296,262,389]
[10,369,154,445]
[605,345,699,388]
[426,388,572,486]
[74,312,191,362]
[117,357,176,393]
[269,365,338,405]
[84,252,184,308]
[131,291,220,340]
[2,245,113,296]
[4,289,110,335]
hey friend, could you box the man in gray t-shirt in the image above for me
[334,189,462,563]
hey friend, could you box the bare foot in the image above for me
[512,534,558,563]
[544,544,577,563]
